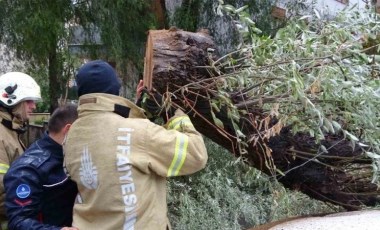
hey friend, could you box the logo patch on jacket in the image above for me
[16,184,31,198]
[79,146,98,189]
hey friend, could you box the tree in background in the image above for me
[0,0,85,112]
[84,0,158,97]
[0,0,160,107]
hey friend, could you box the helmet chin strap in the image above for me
[1,118,26,134]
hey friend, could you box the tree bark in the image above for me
[143,29,379,210]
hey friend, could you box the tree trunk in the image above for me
[48,49,60,113]
[143,29,380,210]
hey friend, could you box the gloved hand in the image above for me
[136,88,162,119]
[136,88,176,121]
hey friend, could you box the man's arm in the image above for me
[134,81,208,176]
[0,140,11,219]
[4,163,63,230]
[144,109,208,177]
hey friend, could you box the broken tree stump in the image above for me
[143,29,380,210]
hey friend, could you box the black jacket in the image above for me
[4,132,78,230]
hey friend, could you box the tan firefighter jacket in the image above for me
[0,107,26,221]
[63,93,208,230]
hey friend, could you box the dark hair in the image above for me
[48,104,78,134]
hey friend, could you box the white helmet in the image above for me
[0,72,41,107]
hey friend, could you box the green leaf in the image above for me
[211,111,224,129]
[331,121,342,132]
[343,130,359,142]
[323,118,335,134]
[235,6,248,13]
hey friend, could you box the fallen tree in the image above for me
[142,8,380,210]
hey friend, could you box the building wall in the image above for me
[313,0,366,14]
[0,44,26,75]
[278,0,367,18]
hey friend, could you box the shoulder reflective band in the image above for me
[168,116,193,130]
[0,163,10,174]
[167,133,189,177]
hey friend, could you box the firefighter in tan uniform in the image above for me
[64,60,208,230]
[0,72,41,229]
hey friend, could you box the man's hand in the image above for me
[135,79,145,103]
[61,227,79,230]
[134,82,177,121]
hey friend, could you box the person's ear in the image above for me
[63,123,72,134]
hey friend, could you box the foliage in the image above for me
[172,0,202,32]
[28,50,81,112]
[219,0,312,36]
[0,0,157,110]
[86,0,157,71]
[205,4,380,181]
[168,139,337,229]
[0,0,87,111]
[69,0,159,99]
[0,0,72,62]
[29,65,50,112]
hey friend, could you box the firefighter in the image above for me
[0,72,41,229]
[4,104,79,230]
[63,60,208,230]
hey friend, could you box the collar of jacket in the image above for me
[37,131,63,159]
[0,107,26,133]
[78,93,147,119]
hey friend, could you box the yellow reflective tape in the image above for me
[172,120,193,131]
[168,116,193,130]
[168,116,188,129]
[0,163,10,174]
[167,133,188,177]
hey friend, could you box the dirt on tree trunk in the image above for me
[143,29,380,210]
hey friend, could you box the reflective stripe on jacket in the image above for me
[64,93,208,230]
